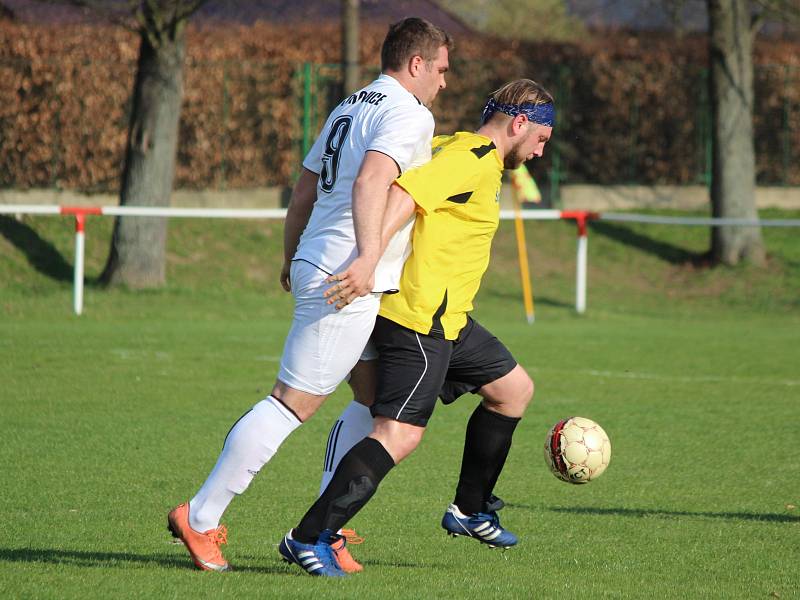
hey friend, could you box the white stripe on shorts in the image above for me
[395,332,428,420]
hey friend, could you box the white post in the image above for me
[576,233,587,314]
[73,215,85,315]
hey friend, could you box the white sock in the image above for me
[318,400,373,495]
[188,396,301,532]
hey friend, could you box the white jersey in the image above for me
[295,74,434,292]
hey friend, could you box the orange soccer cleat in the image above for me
[167,502,230,572]
[331,529,365,573]
[341,528,365,545]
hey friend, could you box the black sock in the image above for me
[294,437,395,544]
[453,402,520,515]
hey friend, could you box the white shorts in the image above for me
[277,260,380,396]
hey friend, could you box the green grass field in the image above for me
[1,211,798,599]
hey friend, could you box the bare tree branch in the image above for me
[143,0,164,40]
[751,7,767,33]
[34,0,140,32]
[132,4,148,29]
[132,3,160,48]
[0,1,16,20]
[751,0,800,33]
[752,0,800,21]
[173,0,208,25]
[38,0,211,46]
[751,0,800,32]
[36,0,212,34]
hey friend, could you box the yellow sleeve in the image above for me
[395,149,478,215]
[431,135,449,151]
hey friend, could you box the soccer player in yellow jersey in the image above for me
[281,79,554,575]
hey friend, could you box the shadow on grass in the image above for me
[548,506,798,524]
[590,221,709,266]
[0,216,72,282]
[0,547,286,574]
[361,558,446,569]
[484,288,574,310]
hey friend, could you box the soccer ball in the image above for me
[544,417,611,484]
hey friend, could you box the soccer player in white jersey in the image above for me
[167,17,452,574]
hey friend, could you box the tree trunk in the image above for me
[341,0,360,95]
[101,28,186,287]
[708,0,766,266]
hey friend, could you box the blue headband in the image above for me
[480,97,556,127]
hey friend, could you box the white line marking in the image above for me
[584,369,800,387]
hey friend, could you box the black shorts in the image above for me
[370,315,517,427]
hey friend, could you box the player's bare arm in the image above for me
[324,150,399,301]
[326,182,417,309]
[378,183,417,255]
[280,167,319,291]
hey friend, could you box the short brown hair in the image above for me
[381,17,453,72]
[490,79,554,108]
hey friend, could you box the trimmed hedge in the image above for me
[1,20,798,191]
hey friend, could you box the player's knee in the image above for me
[507,372,533,417]
[482,367,533,417]
[386,429,423,462]
[398,434,423,462]
[507,365,534,408]
[371,419,425,463]
[271,381,327,422]
[522,373,534,406]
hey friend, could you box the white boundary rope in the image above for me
[0,205,289,218]
[1,204,797,316]
[601,212,800,227]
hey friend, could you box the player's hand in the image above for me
[324,257,376,310]
[280,261,291,292]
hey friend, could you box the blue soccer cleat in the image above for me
[441,503,518,548]
[485,494,505,513]
[278,529,347,577]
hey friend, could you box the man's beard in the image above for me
[503,135,530,170]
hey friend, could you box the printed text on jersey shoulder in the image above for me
[341,91,388,107]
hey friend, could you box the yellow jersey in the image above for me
[379,132,503,340]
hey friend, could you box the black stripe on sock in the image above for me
[323,420,337,472]
[325,420,343,472]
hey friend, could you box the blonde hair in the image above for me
[491,79,553,108]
